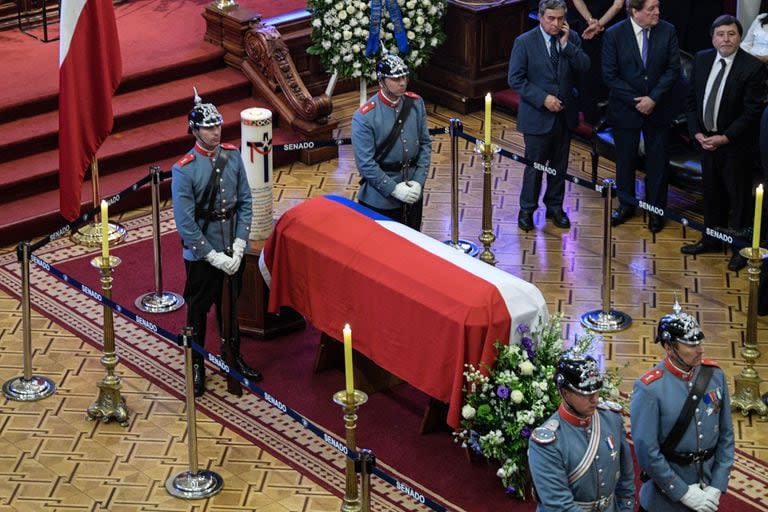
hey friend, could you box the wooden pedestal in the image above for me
[237,240,306,339]
[412,0,528,113]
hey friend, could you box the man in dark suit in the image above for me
[681,15,767,272]
[509,0,590,232]
[603,0,680,233]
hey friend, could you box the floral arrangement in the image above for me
[454,314,623,499]
[306,0,448,80]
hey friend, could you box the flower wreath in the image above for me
[306,0,448,81]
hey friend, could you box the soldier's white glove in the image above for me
[205,251,236,275]
[703,486,721,508]
[680,484,717,512]
[392,182,420,204]
[406,180,422,199]
[232,238,247,259]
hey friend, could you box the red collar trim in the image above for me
[664,357,695,381]
[194,143,216,158]
[378,90,401,108]
[558,403,592,427]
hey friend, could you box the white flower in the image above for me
[312,18,322,28]
[338,10,348,20]
[406,0,416,8]
[403,17,411,28]
[346,4,356,14]
[519,360,535,376]
[416,15,425,25]
[342,30,352,40]
[462,404,476,420]
[322,40,332,50]
[352,43,361,53]
[407,30,416,39]
[334,2,343,11]
[510,390,524,404]
[333,31,341,40]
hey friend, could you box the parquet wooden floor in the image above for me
[0,89,766,510]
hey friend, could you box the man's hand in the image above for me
[634,96,656,115]
[205,250,235,274]
[703,486,722,508]
[559,20,570,46]
[544,95,563,113]
[406,181,422,199]
[392,182,419,204]
[697,133,730,151]
[680,484,717,512]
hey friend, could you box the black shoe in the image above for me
[680,239,722,255]
[192,356,206,397]
[546,208,571,228]
[231,337,263,382]
[611,206,636,227]
[648,214,665,234]
[518,210,534,231]
[728,252,748,272]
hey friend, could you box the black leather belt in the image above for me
[197,207,235,221]
[664,447,715,466]
[379,158,417,173]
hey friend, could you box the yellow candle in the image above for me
[753,184,763,248]
[100,200,110,262]
[343,324,354,398]
[484,93,492,145]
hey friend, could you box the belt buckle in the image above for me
[596,496,610,511]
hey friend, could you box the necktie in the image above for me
[641,28,649,65]
[550,35,559,70]
[704,59,726,132]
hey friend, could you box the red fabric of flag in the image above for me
[58,0,122,222]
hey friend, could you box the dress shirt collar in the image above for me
[629,16,647,37]
[539,25,557,48]
[194,142,217,158]
[715,50,736,67]
[664,357,695,381]
[377,90,401,108]
[558,403,593,428]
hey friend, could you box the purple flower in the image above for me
[516,323,530,335]
[505,485,517,495]
[496,385,510,399]
[521,336,535,359]
[521,426,532,438]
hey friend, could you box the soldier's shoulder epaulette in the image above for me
[404,91,421,100]
[175,153,195,167]
[220,143,238,151]
[359,101,375,115]
[640,368,663,385]
[701,358,720,367]
[531,419,559,445]
[597,400,623,413]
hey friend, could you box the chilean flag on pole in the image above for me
[58,0,122,222]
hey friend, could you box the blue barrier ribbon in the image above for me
[365,0,384,57]
[385,0,410,54]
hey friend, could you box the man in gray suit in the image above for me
[508,0,590,232]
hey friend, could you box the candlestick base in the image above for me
[87,378,130,426]
[442,239,481,257]
[732,374,768,421]
[71,221,127,248]
[739,246,768,261]
[166,469,224,499]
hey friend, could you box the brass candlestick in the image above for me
[732,246,768,420]
[333,389,368,512]
[86,255,129,426]
[475,141,500,266]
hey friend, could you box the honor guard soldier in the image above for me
[528,354,635,512]
[351,54,432,231]
[171,89,263,397]
[631,302,734,512]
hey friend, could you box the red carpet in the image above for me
[1,210,767,511]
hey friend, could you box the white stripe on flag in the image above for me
[59,0,88,65]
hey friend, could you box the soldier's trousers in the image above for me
[359,198,423,232]
[183,259,244,348]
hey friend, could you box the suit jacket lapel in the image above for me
[537,30,558,75]
[622,20,643,69]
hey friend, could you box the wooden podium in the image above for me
[237,240,305,339]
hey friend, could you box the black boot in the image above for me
[192,354,206,397]
[232,337,263,382]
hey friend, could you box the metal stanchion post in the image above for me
[731,246,768,419]
[356,449,375,512]
[2,242,56,401]
[71,160,127,248]
[442,119,479,256]
[135,166,184,313]
[580,179,632,332]
[167,327,225,498]
[332,389,368,512]
[475,141,500,266]
[86,252,129,425]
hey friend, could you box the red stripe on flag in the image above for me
[59,0,122,222]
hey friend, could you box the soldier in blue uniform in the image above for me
[351,54,432,231]
[528,354,635,511]
[171,90,262,397]
[630,302,734,512]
